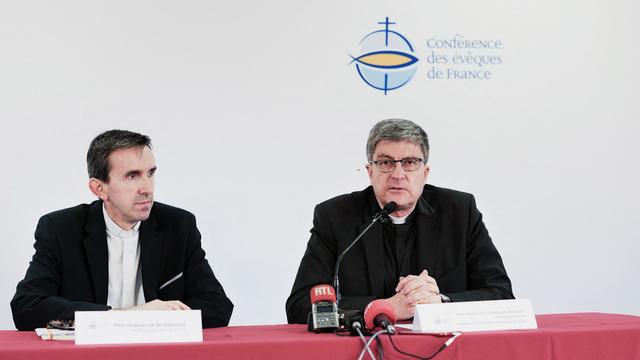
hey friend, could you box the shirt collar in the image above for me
[103,204,140,238]
[388,214,409,225]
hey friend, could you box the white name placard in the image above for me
[412,299,537,333]
[75,310,203,345]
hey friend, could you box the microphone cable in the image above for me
[335,323,384,360]
[354,323,377,360]
[357,330,388,360]
[386,332,462,360]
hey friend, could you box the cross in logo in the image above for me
[377,17,396,46]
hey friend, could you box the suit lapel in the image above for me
[414,195,441,277]
[83,201,109,304]
[360,193,385,299]
[139,212,162,301]
[360,221,385,299]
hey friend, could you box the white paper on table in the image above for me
[35,328,75,341]
[411,299,537,333]
[74,310,203,345]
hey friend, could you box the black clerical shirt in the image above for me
[382,214,419,297]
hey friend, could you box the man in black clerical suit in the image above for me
[286,119,513,324]
[12,130,233,330]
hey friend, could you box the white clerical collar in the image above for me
[103,205,140,238]
[388,214,409,225]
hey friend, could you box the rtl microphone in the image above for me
[333,201,397,306]
[308,284,340,333]
[364,299,397,334]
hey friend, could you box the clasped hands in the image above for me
[111,299,191,311]
[387,270,441,320]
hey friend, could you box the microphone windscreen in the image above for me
[310,284,337,304]
[383,201,398,214]
[364,299,397,329]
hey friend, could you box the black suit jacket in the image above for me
[286,185,514,324]
[11,200,233,330]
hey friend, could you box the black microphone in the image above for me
[333,201,397,306]
[374,201,398,222]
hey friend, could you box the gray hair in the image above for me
[87,129,152,182]
[366,119,430,162]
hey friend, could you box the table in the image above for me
[1,313,638,360]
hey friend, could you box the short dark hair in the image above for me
[87,130,152,182]
[366,119,430,162]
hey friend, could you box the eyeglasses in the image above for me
[368,158,425,173]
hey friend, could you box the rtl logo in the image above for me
[314,286,334,297]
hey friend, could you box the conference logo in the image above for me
[350,17,419,94]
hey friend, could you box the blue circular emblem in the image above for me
[351,18,419,94]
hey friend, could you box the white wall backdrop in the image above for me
[0,0,638,329]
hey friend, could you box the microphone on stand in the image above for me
[333,202,397,306]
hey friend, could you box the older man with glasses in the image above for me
[286,119,514,324]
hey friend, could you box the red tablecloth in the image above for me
[1,313,638,360]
